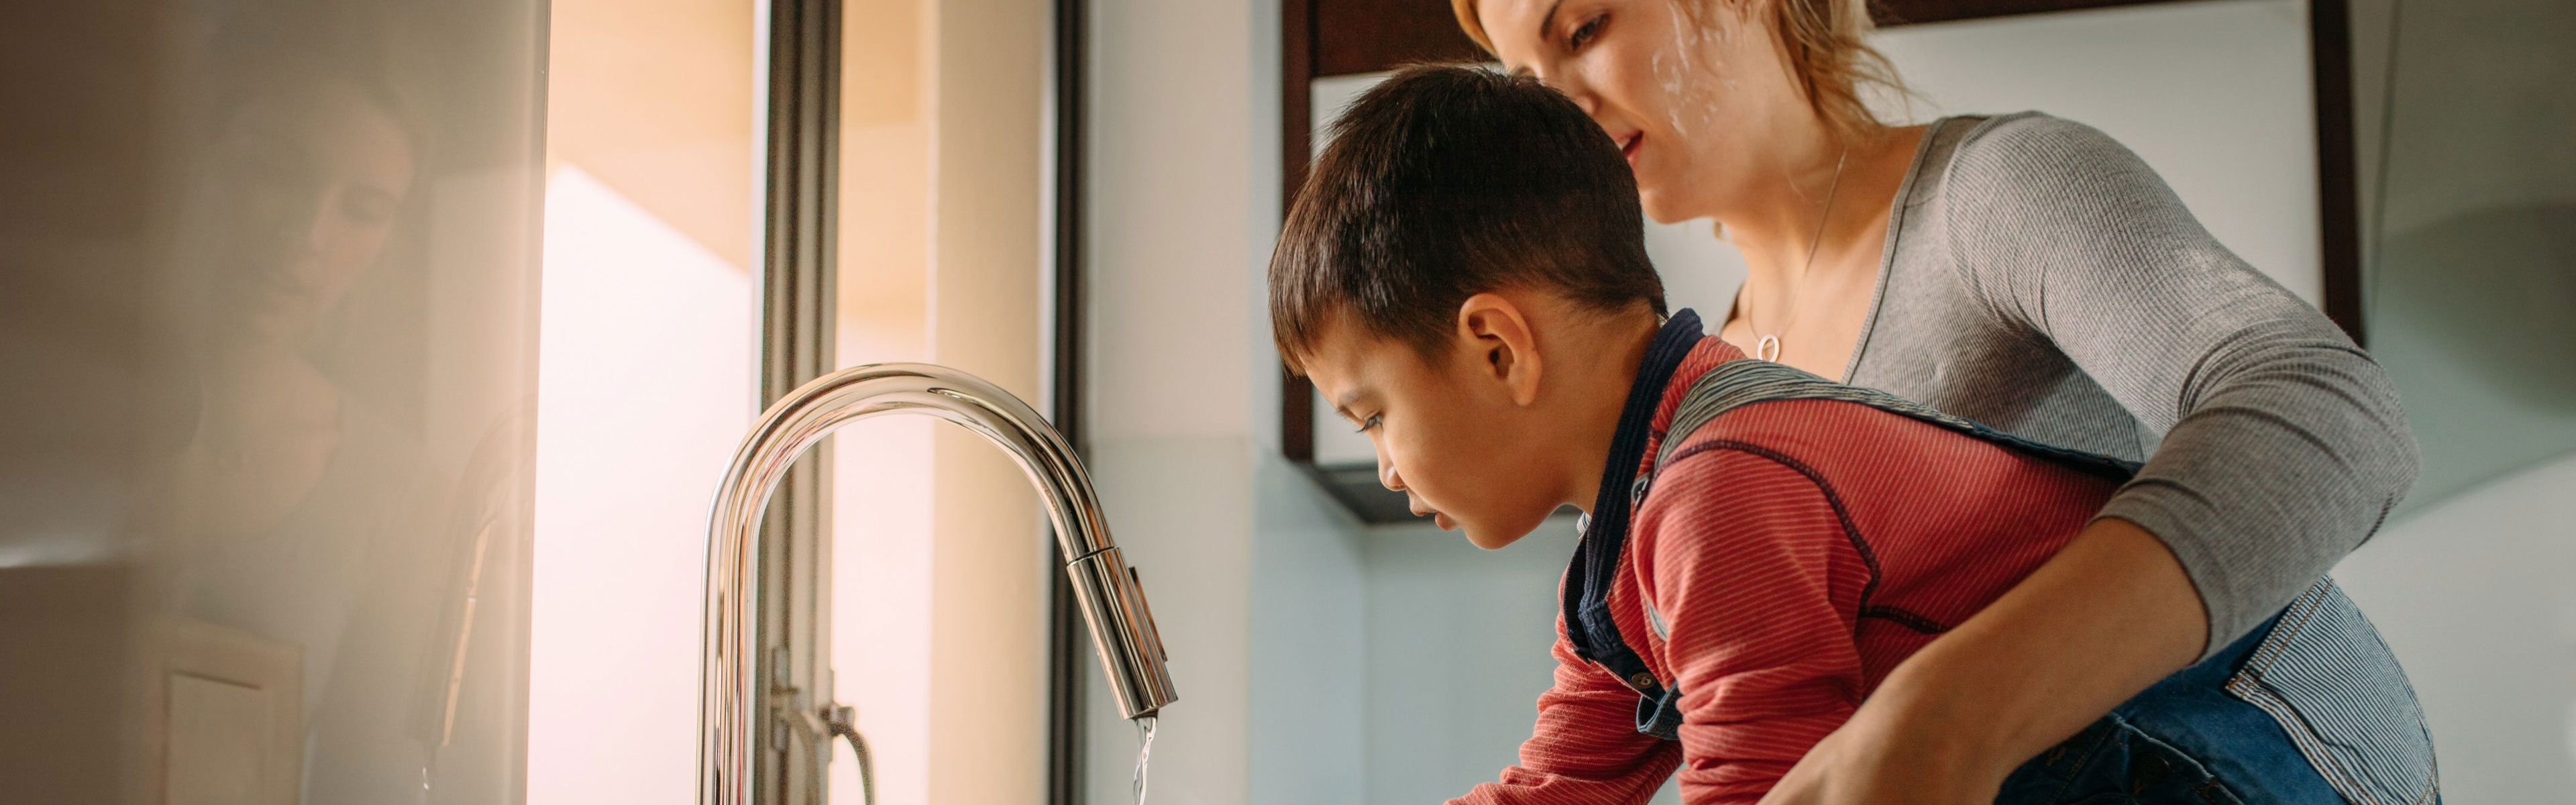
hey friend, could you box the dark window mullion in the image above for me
[755,1,841,803]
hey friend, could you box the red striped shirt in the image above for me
[1455,339,2123,805]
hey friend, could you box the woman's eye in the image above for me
[1568,14,1605,50]
[1356,414,1382,433]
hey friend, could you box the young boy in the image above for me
[1270,65,2428,805]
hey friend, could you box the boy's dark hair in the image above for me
[1270,64,1664,371]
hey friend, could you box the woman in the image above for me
[1450,1,2430,802]
[140,3,488,796]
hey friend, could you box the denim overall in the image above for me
[1567,311,2440,805]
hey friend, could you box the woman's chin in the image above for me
[243,304,315,345]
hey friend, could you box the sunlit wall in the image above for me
[528,166,754,803]
[527,0,759,801]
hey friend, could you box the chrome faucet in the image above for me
[700,363,1179,805]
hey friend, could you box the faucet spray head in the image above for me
[1067,549,1175,719]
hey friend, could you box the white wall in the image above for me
[2336,453,2576,804]
[531,2,759,794]
[530,167,754,805]
[1360,518,1601,804]
[1083,1,1375,805]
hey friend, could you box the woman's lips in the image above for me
[1620,133,1643,165]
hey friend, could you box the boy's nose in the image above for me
[1379,462,1406,492]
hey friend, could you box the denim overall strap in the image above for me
[1604,355,2147,742]
[1563,310,1706,739]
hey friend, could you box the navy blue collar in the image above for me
[1564,309,1705,669]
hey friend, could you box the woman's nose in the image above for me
[302,191,337,253]
[266,184,331,260]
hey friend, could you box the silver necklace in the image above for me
[1753,145,1848,363]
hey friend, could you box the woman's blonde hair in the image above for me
[1450,0,1905,144]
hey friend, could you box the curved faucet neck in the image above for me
[698,363,1176,805]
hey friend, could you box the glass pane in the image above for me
[2330,5,2576,799]
[830,1,940,799]
[0,1,545,800]
[2361,0,2576,511]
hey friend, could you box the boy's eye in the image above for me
[1568,14,1605,50]
[1356,413,1382,433]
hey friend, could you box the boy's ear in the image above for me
[1456,292,1542,407]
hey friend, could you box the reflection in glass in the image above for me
[2363,0,2576,510]
[0,0,543,800]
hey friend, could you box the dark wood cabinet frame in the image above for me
[1279,0,2365,523]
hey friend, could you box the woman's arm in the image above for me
[1763,113,2419,803]
[1941,113,2419,651]
[1757,519,2201,804]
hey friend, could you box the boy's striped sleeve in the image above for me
[1450,621,1682,805]
[1643,447,1872,804]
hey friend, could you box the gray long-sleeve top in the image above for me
[1839,113,2419,655]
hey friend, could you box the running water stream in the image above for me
[1132,716,1158,805]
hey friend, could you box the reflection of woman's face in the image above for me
[1477,0,1815,223]
[209,76,415,345]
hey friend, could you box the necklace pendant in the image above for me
[1755,334,1782,363]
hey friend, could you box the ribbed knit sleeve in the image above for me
[1939,113,2421,654]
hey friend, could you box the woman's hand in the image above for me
[1756,708,2001,805]
[1758,519,2208,804]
